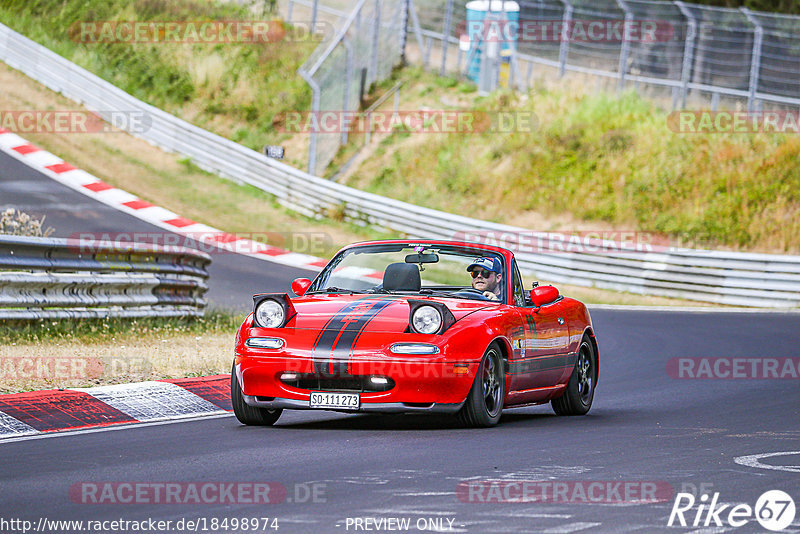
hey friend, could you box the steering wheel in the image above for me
[453,288,491,300]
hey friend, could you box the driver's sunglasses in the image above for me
[471,269,494,279]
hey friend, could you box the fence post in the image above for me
[740,8,763,113]
[342,38,354,146]
[311,0,319,29]
[299,70,320,175]
[616,0,633,92]
[558,0,573,78]
[287,0,294,23]
[407,0,427,68]
[674,1,696,108]
[400,0,410,64]
[440,0,454,76]
[356,6,363,46]
[370,0,382,86]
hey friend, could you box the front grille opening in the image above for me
[280,373,395,392]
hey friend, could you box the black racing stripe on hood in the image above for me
[311,298,395,376]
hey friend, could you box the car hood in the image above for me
[284,293,495,332]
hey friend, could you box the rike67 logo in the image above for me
[668,490,796,531]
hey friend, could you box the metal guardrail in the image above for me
[1,22,799,307]
[0,235,210,319]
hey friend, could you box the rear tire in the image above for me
[457,343,505,427]
[552,335,597,416]
[231,362,282,426]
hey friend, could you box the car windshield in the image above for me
[307,243,506,303]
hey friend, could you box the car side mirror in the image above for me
[530,285,559,307]
[291,278,312,296]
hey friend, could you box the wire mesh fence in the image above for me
[414,0,800,111]
[291,0,408,175]
[279,0,800,175]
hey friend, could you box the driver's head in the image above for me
[467,257,502,295]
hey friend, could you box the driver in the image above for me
[467,257,503,301]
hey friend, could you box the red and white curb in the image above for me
[0,128,326,271]
[0,375,233,439]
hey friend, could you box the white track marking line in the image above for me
[541,522,602,533]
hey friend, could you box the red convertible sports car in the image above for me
[232,240,598,427]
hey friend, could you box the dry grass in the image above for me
[0,333,233,394]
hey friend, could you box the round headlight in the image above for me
[412,305,443,334]
[255,299,285,328]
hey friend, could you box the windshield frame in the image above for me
[307,242,510,302]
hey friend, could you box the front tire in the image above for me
[552,334,597,416]
[457,343,505,427]
[231,362,282,426]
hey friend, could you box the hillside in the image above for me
[1,0,799,254]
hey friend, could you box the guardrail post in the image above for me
[616,0,633,92]
[440,0,454,76]
[740,8,763,113]
[369,0,382,86]
[558,0,573,78]
[674,1,696,108]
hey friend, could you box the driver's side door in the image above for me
[506,261,571,404]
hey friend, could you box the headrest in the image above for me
[383,262,421,291]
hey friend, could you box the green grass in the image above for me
[344,69,800,253]
[0,0,314,153]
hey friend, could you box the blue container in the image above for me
[464,1,520,83]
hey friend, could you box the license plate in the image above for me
[309,391,360,410]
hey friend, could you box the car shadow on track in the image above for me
[245,408,615,431]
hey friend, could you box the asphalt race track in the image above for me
[2,150,800,533]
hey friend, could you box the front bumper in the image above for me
[242,394,465,414]
[236,353,479,407]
